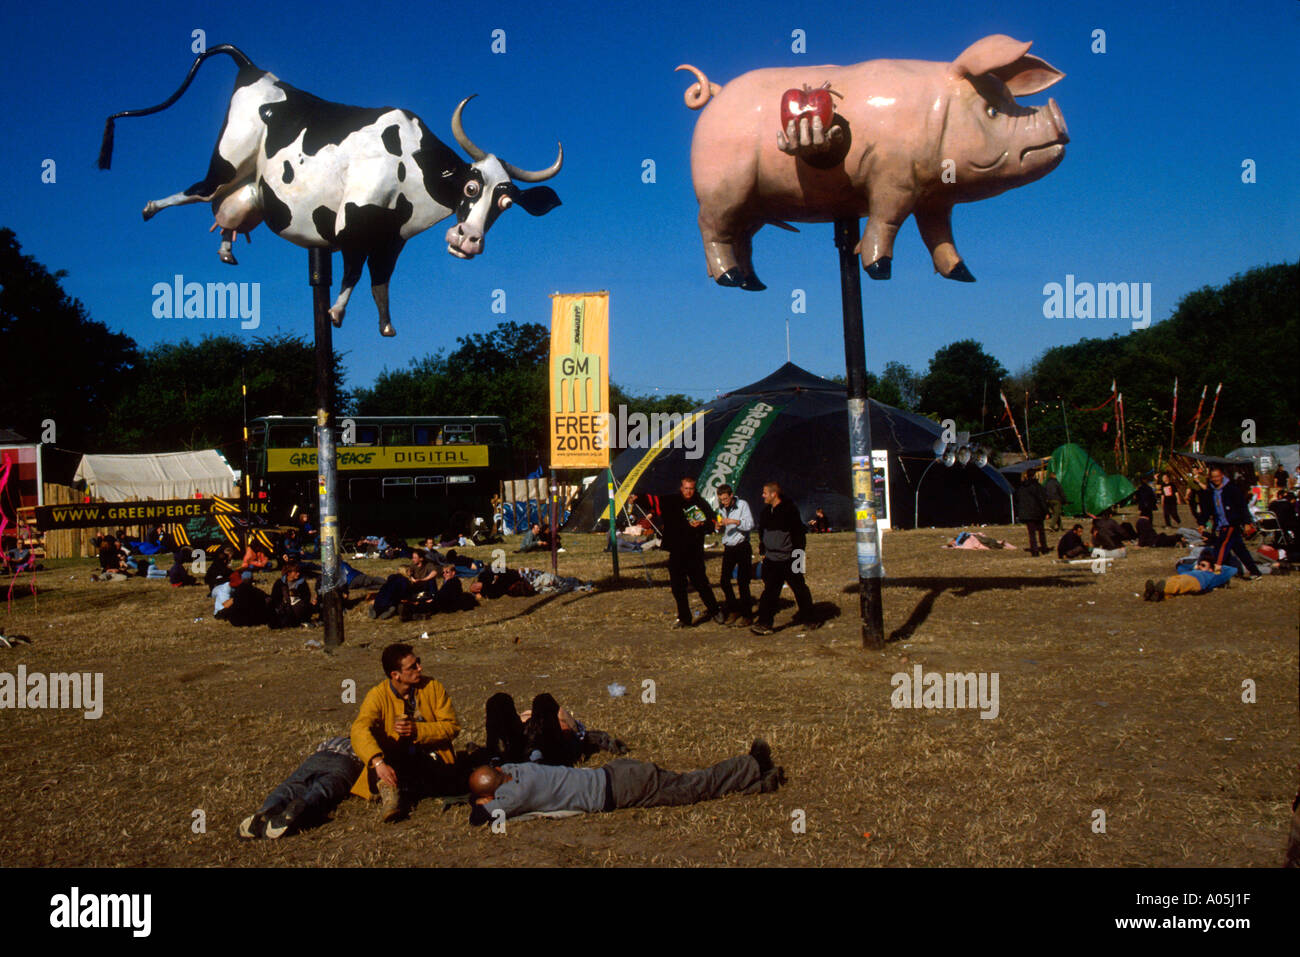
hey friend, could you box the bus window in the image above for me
[272,425,315,448]
[348,477,383,502]
[444,424,474,444]
[382,477,415,501]
[447,475,475,485]
[352,425,379,446]
[415,475,445,498]
[475,423,507,446]
[382,425,411,446]
[414,426,438,446]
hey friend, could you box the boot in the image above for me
[378,781,402,823]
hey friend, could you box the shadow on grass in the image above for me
[842,575,1092,643]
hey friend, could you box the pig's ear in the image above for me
[992,54,1064,96]
[949,34,1033,81]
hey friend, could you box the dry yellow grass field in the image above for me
[0,527,1294,867]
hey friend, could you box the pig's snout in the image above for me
[1048,98,1069,144]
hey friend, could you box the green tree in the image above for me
[0,228,138,451]
[917,340,1008,431]
[106,334,349,454]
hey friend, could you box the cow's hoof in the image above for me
[944,261,976,283]
[329,307,344,328]
[142,203,157,222]
[716,268,744,287]
[219,250,238,266]
[738,275,767,291]
[864,257,892,280]
[379,322,396,338]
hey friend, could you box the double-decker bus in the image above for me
[247,415,510,541]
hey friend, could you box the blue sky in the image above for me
[3,0,1296,406]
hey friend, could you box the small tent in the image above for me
[1047,444,1135,516]
[572,363,1012,530]
[74,450,236,501]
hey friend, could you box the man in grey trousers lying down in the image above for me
[467,739,785,825]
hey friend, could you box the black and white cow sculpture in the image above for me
[99,44,562,336]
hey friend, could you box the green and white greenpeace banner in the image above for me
[697,400,786,506]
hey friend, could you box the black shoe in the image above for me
[712,610,727,625]
[749,738,774,775]
[750,623,775,636]
[1143,579,1158,602]
[690,611,711,627]
[672,618,692,630]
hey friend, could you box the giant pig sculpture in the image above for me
[677,34,1068,290]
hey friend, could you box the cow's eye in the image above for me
[498,194,513,211]
[464,181,480,198]
[985,105,1000,119]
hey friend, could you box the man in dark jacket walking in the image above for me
[1200,467,1261,579]
[752,482,816,635]
[657,477,724,628]
[1041,470,1067,531]
[1014,472,1050,556]
[1133,475,1158,522]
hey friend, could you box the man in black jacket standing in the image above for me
[658,477,724,629]
[1200,467,1261,579]
[1014,472,1050,556]
[752,482,816,635]
[1041,470,1067,531]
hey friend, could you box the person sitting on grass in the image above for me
[223,572,272,627]
[807,507,832,533]
[338,559,388,596]
[350,643,463,823]
[268,560,315,629]
[473,692,627,767]
[516,523,544,554]
[1090,513,1127,559]
[1143,559,1237,601]
[1056,524,1089,559]
[239,734,363,840]
[204,546,235,588]
[166,550,198,587]
[467,739,784,826]
[241,543,271,572]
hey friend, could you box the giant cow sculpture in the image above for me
[676,34,1067,290]
[99,44,562,336]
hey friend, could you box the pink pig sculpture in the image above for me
[676,34,1068,290]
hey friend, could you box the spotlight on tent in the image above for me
[942,447,957,467]
[973,447,990,468]
[956,446,972,466]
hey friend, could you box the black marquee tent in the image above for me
[570,363,1012,531]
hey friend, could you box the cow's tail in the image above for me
[98,44,257,170]
[675,64,720,110]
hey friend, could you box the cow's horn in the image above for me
[502,144,563,183]
[451,96,487,161]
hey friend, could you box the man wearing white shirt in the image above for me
[715,484,755,625]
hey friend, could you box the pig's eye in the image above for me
[985,105,1000,119]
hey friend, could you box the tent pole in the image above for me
[310,248,344,651]
[834,218,884,650]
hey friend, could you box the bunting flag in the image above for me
[1169,377,1179,454]
[1185,384,1208,450]
[1000,390,1028,456]
[1117,392,1129,473]
[1200,382,1224,449]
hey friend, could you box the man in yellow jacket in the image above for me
[350,642,462,821]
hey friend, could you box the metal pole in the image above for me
[549,470,558,575]
[914,458,940,530]
[834,218,884,649]
[310,248,344,650]
[607,467,619,578]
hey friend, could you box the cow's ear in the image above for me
[513,186,561,216]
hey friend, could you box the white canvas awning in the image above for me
[74,450,236,501]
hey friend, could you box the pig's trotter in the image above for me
[864,257,892,281]
[717,268,744,287]
[944,262,976,283]
[738,274,767,292]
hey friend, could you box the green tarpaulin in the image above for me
[1049,443,1135,516]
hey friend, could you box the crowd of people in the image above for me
[1011,463,1292,601]
[238,641,783,839]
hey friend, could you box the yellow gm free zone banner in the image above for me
[266,446,489,472]
[550,292,610,469]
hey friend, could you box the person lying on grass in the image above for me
[239,734,362,840]
[1143,559,1237,601]
[466,739,784,826]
